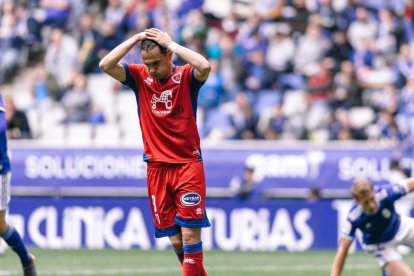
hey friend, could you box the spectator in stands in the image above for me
[396,74,414,134]
[294,21,328,76]
[4,96,32,139]
[44,27,78,91]
[32,0,71,29]
[286,0,311,36]
[331,61,362,109]
[229,164,259,200]
[306,57,335,101]
[32,62,60,104]
[207,31,243,97]
[229,93,260,139]
[103,0,128,35]
[376,9,402,57]
[370,84,399,114]
[265,25,295,80]
[315,0,336,37]
[0,1,26,84]
[389,159,408,184]
[347,6,377,51]
[376,111,405,144]
[261,104,286,140]
[198,59,225,110]
[78,13,100,74]
[2,0,414,146]
[326,31,352,68]
[307,186,321,202]
[394,44,414,88]
[93,20,123,73]
[61,72,91,124]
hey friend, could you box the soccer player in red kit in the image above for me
[99,28,211,275]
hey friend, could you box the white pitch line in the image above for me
[0,263,378,275]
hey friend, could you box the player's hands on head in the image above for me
[145,28,172,48]
[137,31,148,41]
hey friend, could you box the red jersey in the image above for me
[122,63,204,163]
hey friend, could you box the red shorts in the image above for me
[146,161,210,237]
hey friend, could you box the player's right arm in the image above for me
[330,238,352,276]
[99,32,147,82]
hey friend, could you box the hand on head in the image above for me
[144,28,172,48]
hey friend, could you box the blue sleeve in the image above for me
[340,219,357,240]
[383,184,407,202]
[0,111,7,134]
[191,68,205,89]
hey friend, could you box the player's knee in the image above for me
[170,237,183,250]
[0,221,8,236]
[181,228,201,245]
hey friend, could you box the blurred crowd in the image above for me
[1,0,414,155]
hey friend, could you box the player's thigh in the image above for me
[398,216,414,248]
[147,166,176,229]
[384,260,414,276]
[365,243,401,268]
[174,162,206,220]
[181,227,201,245]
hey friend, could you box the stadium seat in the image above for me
[66,123,93,146]
[92,124,121,146]
[348,107,375,128]
[254,89,282,114]
[282,90,307,117]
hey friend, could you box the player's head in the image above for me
[351,179,377,215]
[140,39,173,79]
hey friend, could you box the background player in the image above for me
[0,94,37,276]
[330,178,414,276]
[99,28,211,275]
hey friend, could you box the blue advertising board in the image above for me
[9,146,413,193]
[5,197,414,250]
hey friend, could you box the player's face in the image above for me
[142,47,172,79]
[357,191,378,215]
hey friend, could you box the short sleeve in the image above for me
[121,63,142,90]
[340,219,356,240]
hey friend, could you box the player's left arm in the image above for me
[402,178,414,193]
[144,28,211,82]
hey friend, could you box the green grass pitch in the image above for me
[0,249,413,275]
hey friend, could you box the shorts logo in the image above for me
[180,192,201,206]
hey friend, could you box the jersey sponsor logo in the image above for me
[151,90,172,110]
[144,77,154,86]
[171,72,181,84]
[180,192,201,206]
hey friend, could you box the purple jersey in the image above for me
[341,183,408,244]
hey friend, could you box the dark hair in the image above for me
[140,39,168,55]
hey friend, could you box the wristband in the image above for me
[168,42,179,53]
